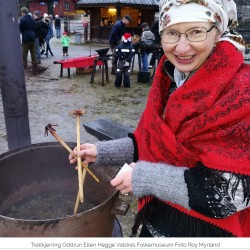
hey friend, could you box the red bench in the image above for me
[53,55,102,78]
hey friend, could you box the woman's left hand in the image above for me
[110,163,136,195]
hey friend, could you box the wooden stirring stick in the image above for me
[70,110,87,203]
[73,167,87,215]
[44,124,99,183]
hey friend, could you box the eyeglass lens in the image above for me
[162,27,208,44]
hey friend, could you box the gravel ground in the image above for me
[0,35,151,237]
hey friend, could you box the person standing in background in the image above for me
[151,20,161,45]
[140,23,155,71]
[109,15,131,74]
[33,11,42,64]
[49,15,54,27]
[54,15,61,39]
[149,20,161,67]
[44,16,54,57]
[114,33,135,88]
[61,32,70,56]
[19,7,37,68]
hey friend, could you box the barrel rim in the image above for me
[0,142,119,223]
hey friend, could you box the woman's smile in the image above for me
[174,54,196,64]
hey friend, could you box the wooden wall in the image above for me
[141,9,155,29]
[89,7,156,43]
[90,7,101,42]
[29,0,76,17]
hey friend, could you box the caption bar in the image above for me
[1,238,250,249]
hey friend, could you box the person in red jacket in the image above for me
[69,0,250,237]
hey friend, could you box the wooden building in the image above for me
[17,0,29,9]
[27,0,77,17]
[76,0,159,43]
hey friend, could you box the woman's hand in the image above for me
[68,143,97,168]
[110,162,136,195]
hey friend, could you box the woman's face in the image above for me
[162,22,220,74]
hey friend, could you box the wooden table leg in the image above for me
[68,68,70,78]
[138,54,142,71]
[90,60,97,83]
[60,64,63,77]
[102,62,104,86]
[104,61,109,82]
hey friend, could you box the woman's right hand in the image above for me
[68,143,97,167]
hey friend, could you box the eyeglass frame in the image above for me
[160,25,216,44]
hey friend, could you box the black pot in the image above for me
[0,142,129,237]
[95,48,110,57]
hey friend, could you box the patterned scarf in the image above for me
[133,41,250,236]
[159,0,245,55]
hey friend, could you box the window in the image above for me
[65,2,70,11]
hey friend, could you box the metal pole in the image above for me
[0,0,31,150]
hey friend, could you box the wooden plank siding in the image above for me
[88,7,156,43]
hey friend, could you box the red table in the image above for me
[53,55,103,78]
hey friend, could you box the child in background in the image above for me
[61,32,70,56]
[114,33,135,88]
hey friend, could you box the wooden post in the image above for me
[0,0,31,150]
[116,7,121,21]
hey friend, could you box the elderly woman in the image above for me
[69,0,250,237]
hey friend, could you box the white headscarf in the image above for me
[159,0,245,55]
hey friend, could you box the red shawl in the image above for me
[133,41,250,237]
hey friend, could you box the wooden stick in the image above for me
[73,167,87,215]
[49,129,99,182]
[76,115,84,203]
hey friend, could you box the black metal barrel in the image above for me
[0,142,127,237]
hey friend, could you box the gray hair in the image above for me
[21,7,29,14]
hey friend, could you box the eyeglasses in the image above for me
[161,26,216,44]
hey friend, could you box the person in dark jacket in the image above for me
[114,33,135,88]
[149,20,161,67]
[19,7,37,68]
[109,15,131,74]
[49,15,53,26]
[33,10,41,64]
[151,20,161,45]
[44,17,54,57]
[54,15,61,39]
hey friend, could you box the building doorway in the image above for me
[47,1,54,16]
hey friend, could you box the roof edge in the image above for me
[76,3,159,9]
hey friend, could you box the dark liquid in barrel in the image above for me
[4,192,95,220]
